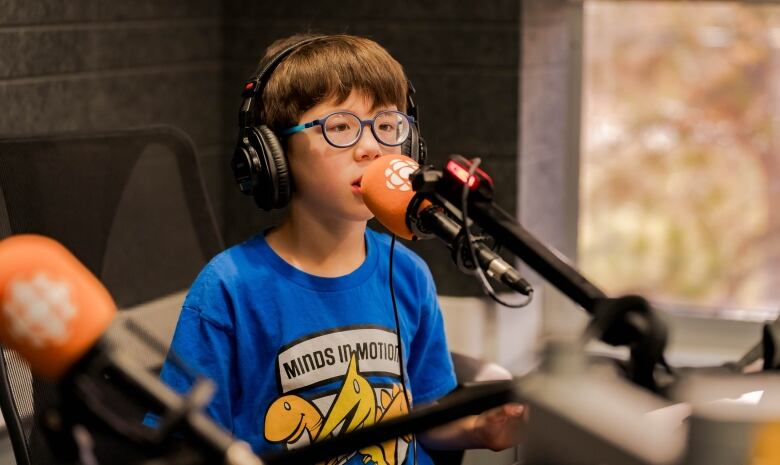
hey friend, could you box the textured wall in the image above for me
[0,0,227,225]
[221,0,521,296]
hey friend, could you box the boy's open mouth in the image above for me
[351,176,363,191]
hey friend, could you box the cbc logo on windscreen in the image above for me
[1,273,76,348]
[384,158,418,192]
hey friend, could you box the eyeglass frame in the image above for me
[280,110,416,148]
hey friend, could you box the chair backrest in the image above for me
[0,126,224,465]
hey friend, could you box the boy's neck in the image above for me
[265,208,368,278]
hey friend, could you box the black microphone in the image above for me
[0,234,264,465]
[415,202,533,296]
[360,155,532,296]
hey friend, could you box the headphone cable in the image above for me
[389,234,418,465]
[460,158,533,309]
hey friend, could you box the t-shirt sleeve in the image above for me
[156,305,238,431]
[145,262,239,432]
[406,266,458,406]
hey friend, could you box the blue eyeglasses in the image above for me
[282,110,415,148]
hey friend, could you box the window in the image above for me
[580,1,780,320]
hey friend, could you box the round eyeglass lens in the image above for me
[323,112,361,147]
[373,111,410,146]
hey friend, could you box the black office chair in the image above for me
[0,126,224,465]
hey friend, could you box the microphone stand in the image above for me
[37,344,261,465]
[410,158,669,392]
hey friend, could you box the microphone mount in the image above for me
[409,156,669,392]
[405,174,533,296]
[37,343,262,465]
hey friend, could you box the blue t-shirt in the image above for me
[156,228,457,465]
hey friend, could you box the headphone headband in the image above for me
[243,36,327,100]
[239,36,327,135]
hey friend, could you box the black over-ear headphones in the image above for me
[231,35,427,211]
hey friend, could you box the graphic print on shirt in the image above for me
[264,325,412,465]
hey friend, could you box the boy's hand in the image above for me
[473,403,527,451]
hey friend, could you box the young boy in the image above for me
[158,33,524,465]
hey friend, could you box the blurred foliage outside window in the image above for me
[580,1,780,319]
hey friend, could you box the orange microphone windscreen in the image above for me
[361,155,426,240]
[0,235,116,379]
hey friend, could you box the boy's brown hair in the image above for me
[256,34,408,136]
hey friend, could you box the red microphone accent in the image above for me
[361,155,429,240]
[445,157,493,190]
[446,160,479,189]
[0,235,116,379]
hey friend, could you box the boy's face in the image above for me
[286,90,403,223]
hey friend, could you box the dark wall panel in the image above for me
[0,1,219,24]
[223,1,518,23]
[0,66,221,144]
[0,0,225,231]
[0,20,221,79]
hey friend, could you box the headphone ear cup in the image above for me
[401,125,415,162]
[247,125,291,210]
[260,125,291,209]
[416,134,427,166]
[231,142,258,197]
[402,123,426,165]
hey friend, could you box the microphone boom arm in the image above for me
[412,165,606,312]
[411,161,669,392]
[452,197,605,311]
